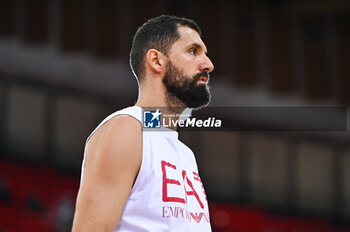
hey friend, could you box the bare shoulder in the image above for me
[72,114,142,231]
[92,114,142,143]
[87,114,142,156]
[83,114,142,183]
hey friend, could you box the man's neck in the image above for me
[136,80,191,130]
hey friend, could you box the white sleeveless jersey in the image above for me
[80,106,211,232]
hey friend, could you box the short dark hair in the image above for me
[129,15,201,81]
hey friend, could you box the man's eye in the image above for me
[189,48,197,54]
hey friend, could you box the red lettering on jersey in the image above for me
[202,212,210,223]
[193,171,207,201]
[190,212,204,223]
[162,206,170,218]
[182,170,204,209]
[161,161,186,204]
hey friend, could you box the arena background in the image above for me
[0,0,350,231]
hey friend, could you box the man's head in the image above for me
[130,15,214,109]
[130,15,202,80]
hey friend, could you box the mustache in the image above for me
[193,72,210,82]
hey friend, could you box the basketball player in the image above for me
[72,15,214,231]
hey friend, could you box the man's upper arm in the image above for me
[72,115,142,232]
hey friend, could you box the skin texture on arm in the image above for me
[72,115,142,232]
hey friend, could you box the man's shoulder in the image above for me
[96,114,141,140]
[107,114,141,128]
[104,106,142,127]
[86,111,142,150]
[88,106,142,140]
[84,113,142,169]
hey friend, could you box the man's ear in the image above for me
[146,49,167,75]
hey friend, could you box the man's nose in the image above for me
[200,55,214,73]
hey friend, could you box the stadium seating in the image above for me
[0,159,349,232]
[0,159,79,232]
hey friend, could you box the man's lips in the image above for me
[198,76,208,83]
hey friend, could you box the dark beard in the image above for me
[163,61,211,109]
